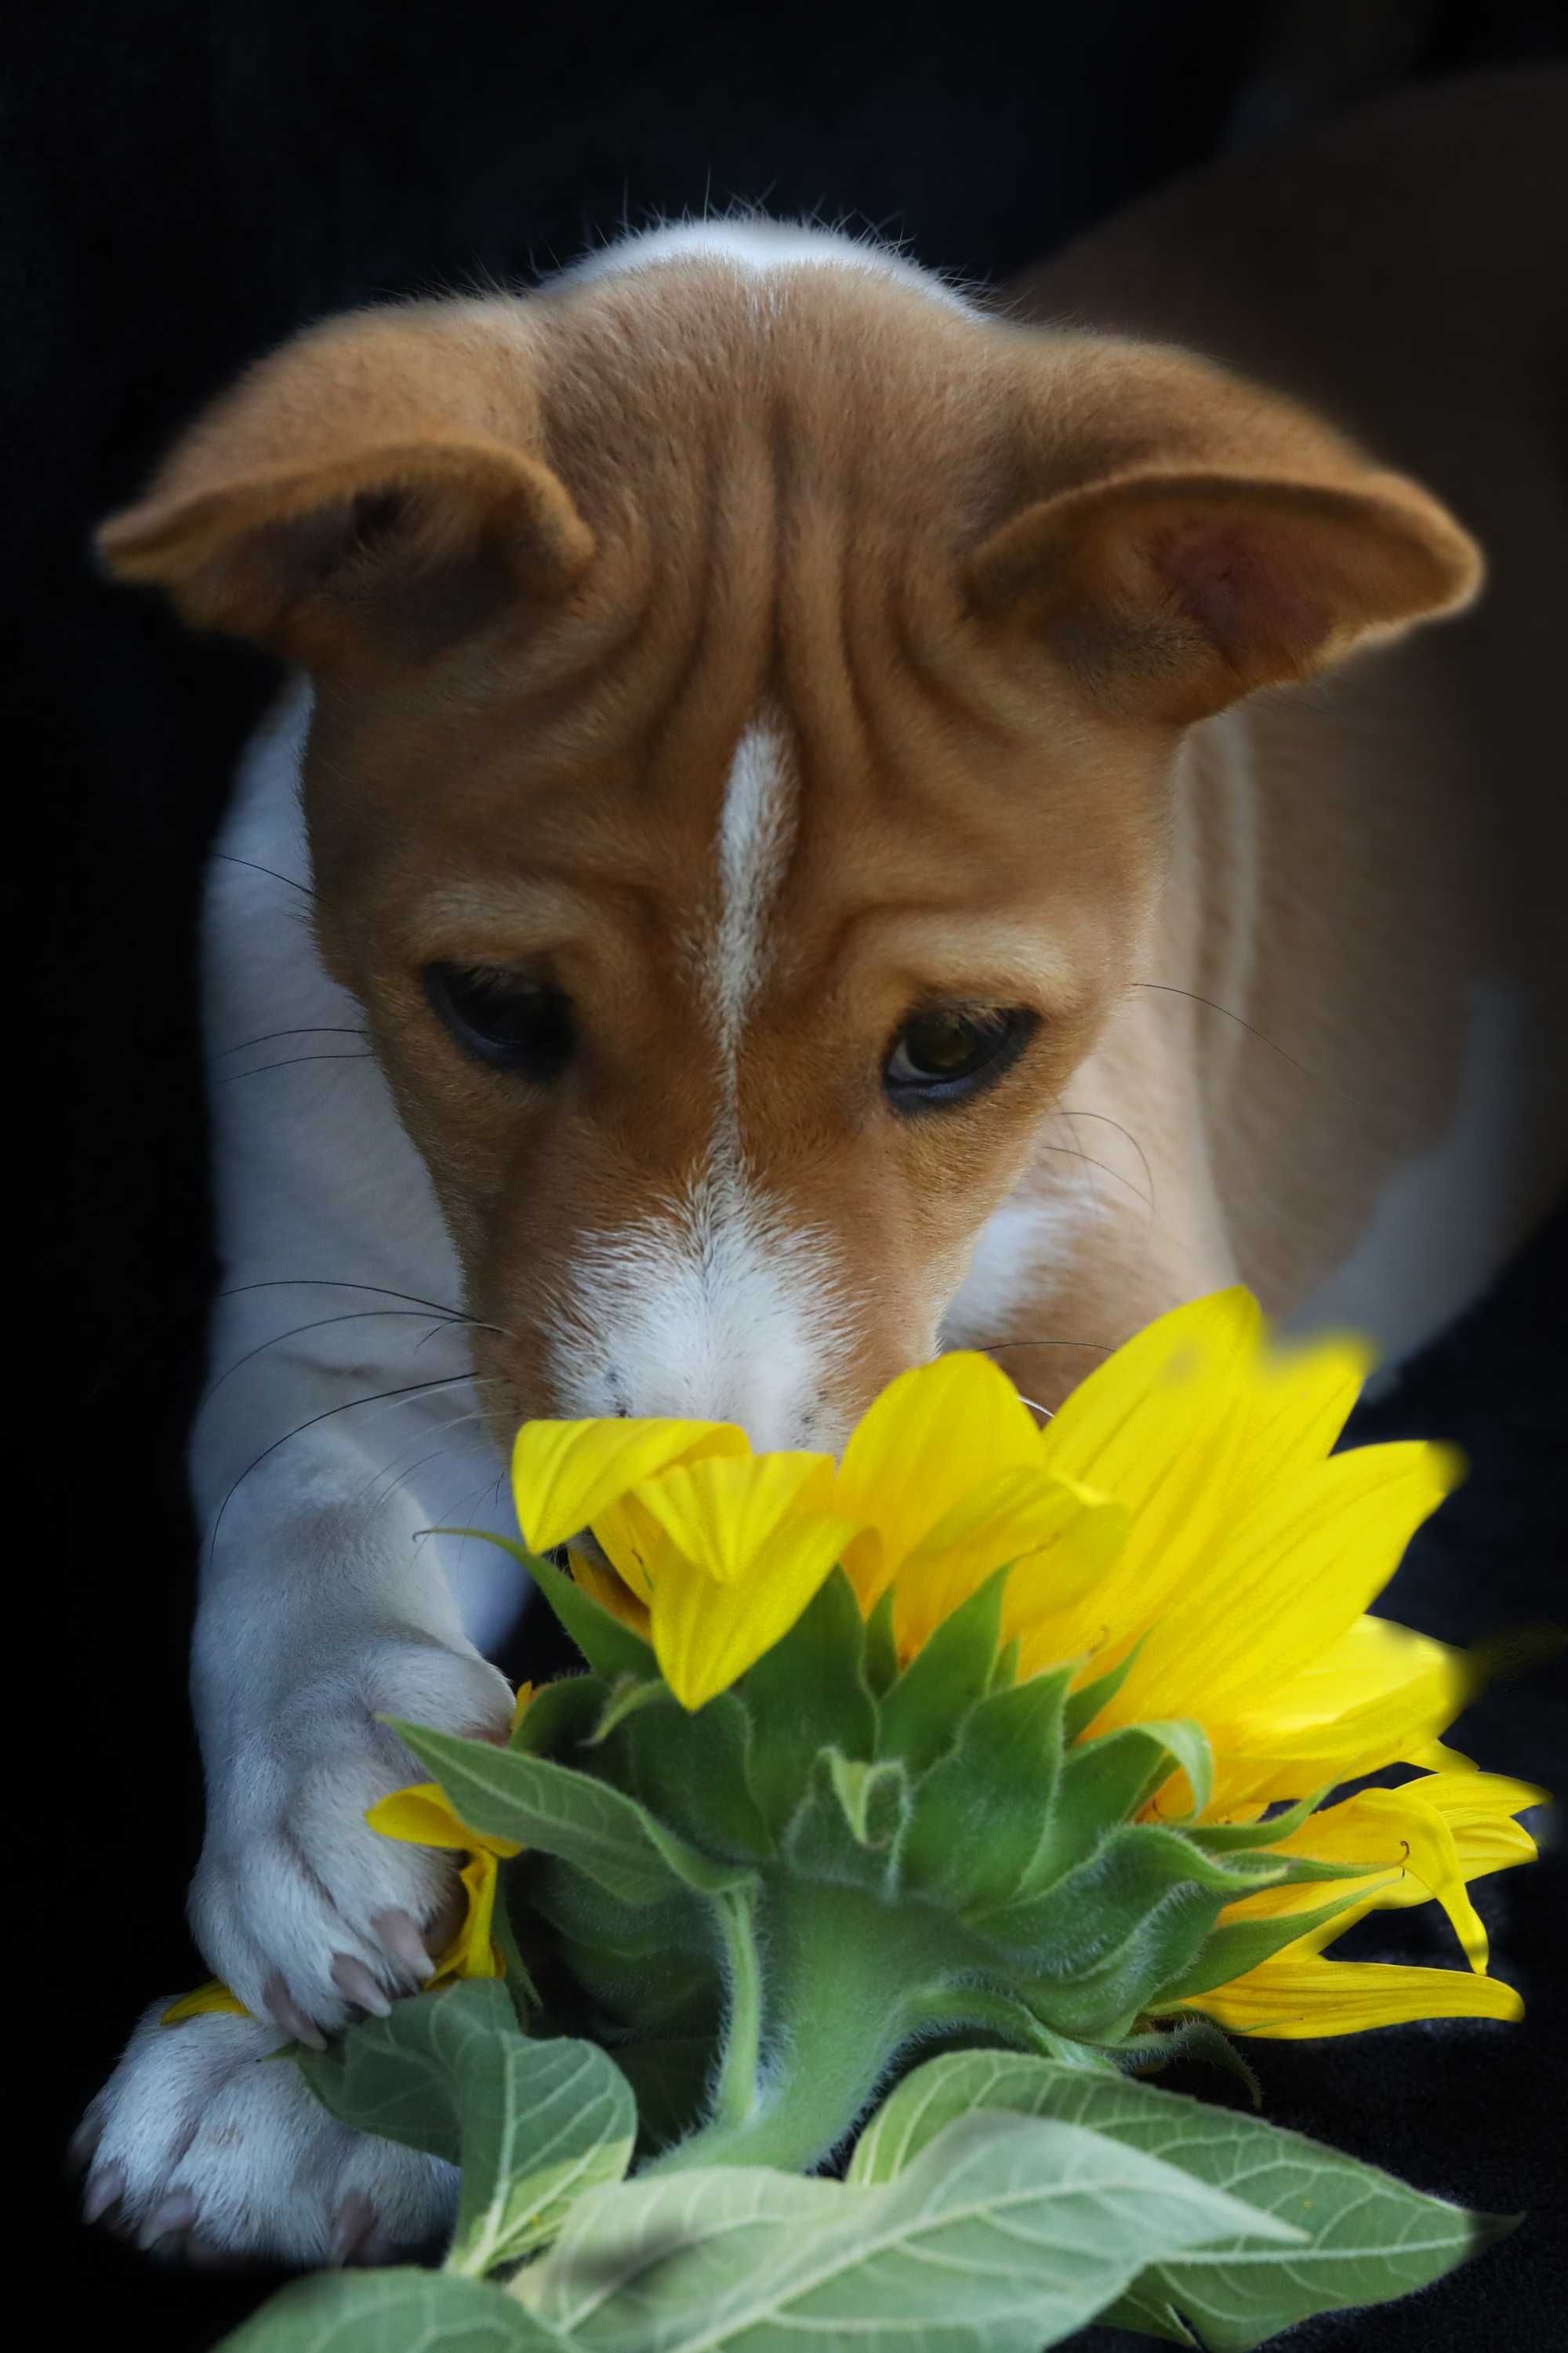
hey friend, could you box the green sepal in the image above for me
[431,1529,657,1684]
[1134,1719,1214,1821]
[989,1633,1022,1693]
[783,1745,913,1897]
[739,1567,877,1832]
[877,1567,1007,1774]
[1187,1789,1329,1851]
[1010,1723,1210,1900]
[989,1825,1281,2039]
[900,1665,1074,1915]
[862,1585,899,1695]
[1148,1882,1389,2006]
[1099,2016,1262,2106]
[513,1673,606,1759]
[1061,1637,1145,1741]
[592,1687,775,1865]
[585,1674,668,1745]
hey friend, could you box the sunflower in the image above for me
[506,1289,1542,2039]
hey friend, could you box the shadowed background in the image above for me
[13,2,1566,2344]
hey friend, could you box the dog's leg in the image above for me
[80,684,523,2261]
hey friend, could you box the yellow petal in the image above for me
[1174,1954,1523,2038]
[567,1541,652,1635]
[162,1979,250,2024]
[632,1455,860,1709]
[510,1417,750,1554]
[366,1781,522,1861]
[1221,1782,1490,1968]
[834,1353,1043,1608]
[428,1850,504,1984]
[1107,1439,1461,1730]
[633,1453,840,1585]
[1208,1614,1470,1813]
[1229,1331,1376,1493]
[1022,1291,1266,1674]
[509,1681,535,1735]
[891,1469,1123,1658]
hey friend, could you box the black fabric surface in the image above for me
[15,4,1565,2344]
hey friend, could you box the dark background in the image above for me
[13,2,1566,2344]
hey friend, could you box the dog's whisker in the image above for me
[1133,981,1312,1078]
[212,1052,378,1083]
[206,1374,491,1570]
[964,1335,1116,1356]
[412,1470,509,1556]
[216,1279,510,1338]
[211,1027,369,1062]
[1040,1134,1154,1218]
[198,1309,474,1414]
[354,1406,504,1518]
[1054,1107,1157,1217]
[212,850,316,900]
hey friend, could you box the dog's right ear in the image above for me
[95,303,594,674]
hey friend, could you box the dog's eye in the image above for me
[884,1005,1036,1109]
[423,963,575,1079]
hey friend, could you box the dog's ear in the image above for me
[95,304,594,673]
[967,350,1482,726]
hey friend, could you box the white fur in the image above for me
[710,721,797,1062]
[75,2003,456,2263]
[546,1167,855,1449]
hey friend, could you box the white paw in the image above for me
[71,2000,458,2267]
[192,1636,514,2039]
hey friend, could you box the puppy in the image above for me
[75,71,1568,2266]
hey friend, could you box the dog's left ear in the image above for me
[968,353,1482,726]
[94,302,595,674]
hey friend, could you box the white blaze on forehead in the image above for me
[708,721,797,1072]
[543,725,853,1450]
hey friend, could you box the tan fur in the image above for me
[100,71,1568,1432]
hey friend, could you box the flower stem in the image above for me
[648,1879,1007,2177]
[706,1883,764,2134]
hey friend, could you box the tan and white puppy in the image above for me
[76,72,1568,2266]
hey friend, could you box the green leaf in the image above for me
[517,2110,1298,2351]
[391,1723,749,1906]
[849,2050,1512,2349]
[901,1665,1073,1914]
[217,2267,570,2351]
[297,1982,636,2274]
[740,1567,878,1830]
[876,1567,1006,1774]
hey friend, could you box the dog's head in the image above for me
[100,228,1479,1448]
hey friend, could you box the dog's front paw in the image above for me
[71,2000,458,2267]
[192,1636,514,2039]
